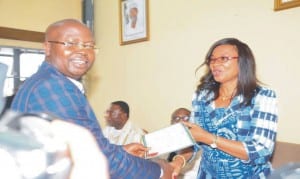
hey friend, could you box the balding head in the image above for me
[45,19,93,42]
[171,108,191,124]
[43,18,96,80]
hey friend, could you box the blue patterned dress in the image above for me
[191,87,278,179]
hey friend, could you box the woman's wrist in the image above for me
[172,154,186,168]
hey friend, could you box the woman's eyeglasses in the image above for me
[207,56,238,65]
[172,116,190,122]
[105,110,121,117]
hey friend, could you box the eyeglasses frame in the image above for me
[47,40,99,52]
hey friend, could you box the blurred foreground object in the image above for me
[268,162,300,179]
[0,111,72,179]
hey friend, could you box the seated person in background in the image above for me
[103,100,146,145]
[168,107,202,179]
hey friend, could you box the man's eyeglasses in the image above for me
[105,110,121,117]
[207,56,238,65]
[172,116,190,122]
[48,41,99,53]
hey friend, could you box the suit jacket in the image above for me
[11,61,161,179]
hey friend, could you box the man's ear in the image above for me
[122,112,128,119]
[121,112,125,118]
[44,42,51,56]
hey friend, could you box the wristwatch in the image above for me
[210,135,218,148]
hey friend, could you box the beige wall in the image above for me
[0,0,298,144]
[89,0,300,144]
[0,0,82,48]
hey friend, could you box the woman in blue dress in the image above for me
[171,38,278,178]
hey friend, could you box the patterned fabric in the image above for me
[191,87,278,179]
[11,61,161,179]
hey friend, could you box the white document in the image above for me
[142,123,195,158]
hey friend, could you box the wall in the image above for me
[89,0,300,144]
[0,0,82,48]
[0,0,298,144]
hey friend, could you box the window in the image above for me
[0,46,44,97]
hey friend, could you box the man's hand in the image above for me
[123,143,149,158]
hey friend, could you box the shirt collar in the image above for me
[67,77,85,94]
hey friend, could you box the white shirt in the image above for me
[103,121,145,145]
[179,151,202,179]
[67,77,85,94]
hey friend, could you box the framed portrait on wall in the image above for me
[274,0,300,11]
[119,0,149,45]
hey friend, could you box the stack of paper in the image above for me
[142,123,195,158]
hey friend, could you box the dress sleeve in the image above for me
[243,88,278,165]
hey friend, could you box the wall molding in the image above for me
[0,27,44,43]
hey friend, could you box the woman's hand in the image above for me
[169,157,184,177]
[151,158,174,179]
[181,121,209,142]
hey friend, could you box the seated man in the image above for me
[103,100,145,145]
[168,107,202,179]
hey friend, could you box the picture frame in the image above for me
[274,0,300,11]
[119,0,149,45]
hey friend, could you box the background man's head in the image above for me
[44,19,96,80]
[104,101,130,129]
[171,108,191,125]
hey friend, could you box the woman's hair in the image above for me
[195,38,260,106]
